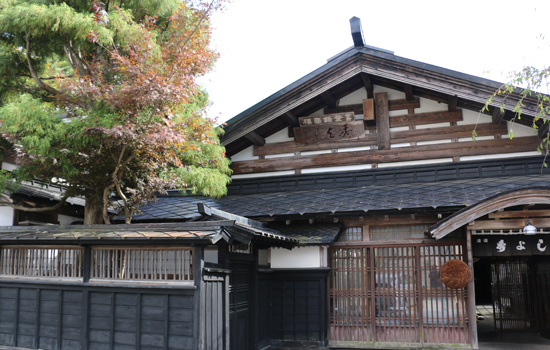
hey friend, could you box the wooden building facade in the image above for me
[194,16,550,349]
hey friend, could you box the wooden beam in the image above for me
[321,91,337,109]
[404,84,414,101]
[243,131,265,146]
[538,121,549,139]
[232,136,541,174]
[252,122,505,156]
[391,122,507,143]
[489,209,550,219]
[360,73,373,98]
[448,95,458,112]
[390,110,463,128]
[468,218,550,230]
[324,97,420,115]
[363,99,375,120]
[492,107,505,124]
[375,92,391,150]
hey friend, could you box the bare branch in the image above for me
[180,0,216,50]
[63,39,89,74]
[26,34,61,95]
[102,184,114,224]
[0,193,70,212]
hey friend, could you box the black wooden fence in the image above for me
[0,284,196,350]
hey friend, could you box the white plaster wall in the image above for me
[265,128,294,143]
[457,109,484,126]
[271,246,321,268]
[339,88,367,106]
[1,162,18,171]
[301,163,372,174]
[230,145,257,162]
[508,121,538,138]
[0,207,14,226]
[308,108,325,117]
[377,158,454,168]
[58,214,80,226]
[460,151,540,162]
[373,85,405,101]
[231,170,295,179]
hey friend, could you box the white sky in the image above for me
[202,0,550,123]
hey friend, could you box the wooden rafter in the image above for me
[360,72,374,98]
[321,91,337,109]
[448,95,458,112]
[243,131,265,146]
[492,107,505,124]
[404,84,414,101]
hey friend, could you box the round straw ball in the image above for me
[440,259,471,289]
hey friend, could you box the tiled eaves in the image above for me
[130,173,550,221]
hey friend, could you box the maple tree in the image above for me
[0,0,231,224]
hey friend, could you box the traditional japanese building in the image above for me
[1,17,550,350]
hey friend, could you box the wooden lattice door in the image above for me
[328,243,470,347]
[491,257,537,331]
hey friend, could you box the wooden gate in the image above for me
[491,257,537,331]
[229,262,252,350]
[329,242,470,348]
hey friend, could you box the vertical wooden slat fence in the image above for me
[329,242,470,347]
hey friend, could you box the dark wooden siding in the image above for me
[0,284,195,350]
[269,269,329,347]
[200,274,227,350]
[257,273,271,349]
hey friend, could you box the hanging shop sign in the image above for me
[472,235,549,257]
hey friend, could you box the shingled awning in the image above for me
[0,220,298,248]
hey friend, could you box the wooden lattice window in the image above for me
[91,247,193,282]
[371,224,429,240]
[229,243,252,254]
[338,227,363,242]
[0,246,83,278]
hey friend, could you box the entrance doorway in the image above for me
[474,257,537,332]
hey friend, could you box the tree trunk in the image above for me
[84,195,104,225]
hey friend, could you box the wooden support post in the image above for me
[538,121,549,139]
[467,230,479,349]
[244,131,265,146]
[375,92,391,150]
[360,73,374,99]
[492,107,505,124]
[448,95,458,112]
[363,98,375,120]
[404,84,414,101]
[321,91,337,109]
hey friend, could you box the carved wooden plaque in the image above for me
[298,112,355,126]
[294,121,365,145]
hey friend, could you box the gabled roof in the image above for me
[222,25,541,155]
